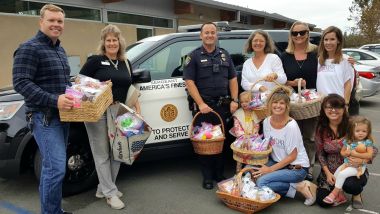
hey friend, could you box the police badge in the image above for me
[221,53,226,62]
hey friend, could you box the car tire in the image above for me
[33,123,98,197]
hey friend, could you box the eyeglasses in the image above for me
[325,106,344,111]
[291,30,308,37]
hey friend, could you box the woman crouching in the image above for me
[251,86,317,205]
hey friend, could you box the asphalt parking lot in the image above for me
[1,94,380,214]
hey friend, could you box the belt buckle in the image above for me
[289,165,301,170]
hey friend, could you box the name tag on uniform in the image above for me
[200,59,208,63]
[101,61,110,65]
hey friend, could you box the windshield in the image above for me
[126,41,156,62]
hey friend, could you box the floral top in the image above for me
[316,128,378,190]
[315,128,344,190]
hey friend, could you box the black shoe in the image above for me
[202,180,214,190]
[62,211,73,214]
[305,172,313,181]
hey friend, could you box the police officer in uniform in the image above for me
[184,22,239,189]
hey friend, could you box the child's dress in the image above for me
[230,108,260,137]
[230,108,260,172]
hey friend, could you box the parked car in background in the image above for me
[343,48,380,67]
[354,62,380,97]
[359,44,380,54]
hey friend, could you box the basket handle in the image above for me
[250,78,282,92]
[296,78,306,103]
[189,110,225,138]
[233,167,258,192]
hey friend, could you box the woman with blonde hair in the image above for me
[281,21,318,181]
[251,86,317,206]
[80,24,140,209]
[241,30,287,92]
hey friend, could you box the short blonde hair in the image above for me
[266,86,292,116]
[286,21,317,54]
[40,4,64,18]
[244,30,275,54]
[239,91,252,102]
[97,24,127,61]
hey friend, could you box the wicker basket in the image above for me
[250,107,267,122]
[216,168,281,213]
[189,111,225,155]
[290,79,322,120]
[249,78,283,121]
[59,82,113,122]
[230,138,272,165]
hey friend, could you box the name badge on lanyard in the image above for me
[101,61,110,65]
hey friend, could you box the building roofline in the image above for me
[180,0,316,27]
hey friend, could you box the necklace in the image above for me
[296,59,305,69]
[109,58,119,70]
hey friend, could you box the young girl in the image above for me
[323,116,374,205]
[230,91,261,138]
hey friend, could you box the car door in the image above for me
[134,39,200,145]
[344,50,380,67]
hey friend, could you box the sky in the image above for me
[217,0,355,32]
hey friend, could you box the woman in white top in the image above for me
[317,26,354,106]
[241,30,287,92]
[251,86,317,206]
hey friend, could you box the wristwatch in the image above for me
[232,98,239,103]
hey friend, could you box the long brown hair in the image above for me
[317,94,349,140]
[346,116,375,144]
[318,26,343,65]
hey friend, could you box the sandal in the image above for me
[333,191,347,206]
[352,194,364,209]
[323,192,337,204]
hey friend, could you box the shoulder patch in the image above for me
[185,55,192,66]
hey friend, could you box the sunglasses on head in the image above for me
[291,30,308,37]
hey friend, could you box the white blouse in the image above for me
[241,53,287,92]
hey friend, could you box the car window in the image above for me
[359,52,376,60]
[219,38,251,71]
[369,47,380,54]
[126,41,156,62]
[345,51,361,61]
[138,40,199,80]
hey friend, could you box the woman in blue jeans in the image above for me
[251,86,317,205]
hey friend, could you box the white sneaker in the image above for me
[96,190,123,198]
[106,196,125,210]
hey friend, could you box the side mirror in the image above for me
[132,68,151,83]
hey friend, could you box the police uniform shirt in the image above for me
[183,46,236,98]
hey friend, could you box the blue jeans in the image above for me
[255,159,307,197]
[31,112,69,214]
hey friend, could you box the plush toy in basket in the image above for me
[216,168,281,213]
[189,111,225,155]
[231,135,274,166]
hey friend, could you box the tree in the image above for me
[349,0,380,43]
